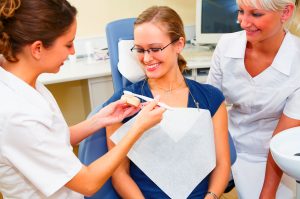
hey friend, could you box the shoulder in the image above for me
[288,32,300,52]
[0,83,21,118]
[186,78,224,116]
[187,78,223,97]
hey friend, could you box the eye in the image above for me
[252,12,264,17]
[237,9,244,15]
[149,48,161,53]
[134,48,145,53]
[66,43,73,48]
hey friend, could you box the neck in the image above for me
[148,74,186,95]
[148,68,185,86]
[247,29,286,55]
[3,59,39,88]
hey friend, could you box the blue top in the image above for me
[104,78,224,198]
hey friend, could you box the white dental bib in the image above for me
[111,108,216,199]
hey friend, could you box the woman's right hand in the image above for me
[132,100,165,133]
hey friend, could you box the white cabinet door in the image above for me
[88,76,114,109]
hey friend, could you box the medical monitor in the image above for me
[195,0,242,45]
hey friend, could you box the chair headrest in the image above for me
[117,39,146,83]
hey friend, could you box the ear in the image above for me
[176,37,185,53]
[281,4,294,23]
[30,41,43,60]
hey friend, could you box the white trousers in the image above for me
[232,153,296,199]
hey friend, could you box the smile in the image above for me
[145,63,159,72]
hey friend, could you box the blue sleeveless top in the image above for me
[104,78,224,198]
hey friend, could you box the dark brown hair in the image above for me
[0,0,77,62]
[134,6,187,73]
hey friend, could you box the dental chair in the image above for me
[78,18,236,199]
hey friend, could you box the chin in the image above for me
[49,67,61,74]
[145,72,162,80]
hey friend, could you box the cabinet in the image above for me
[88,76,114,110]
[39,60,112,125]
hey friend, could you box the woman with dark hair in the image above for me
[0,0,165,198]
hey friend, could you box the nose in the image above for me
[238,15,251,29]
[69,45,75,55]
[143,50,153,62]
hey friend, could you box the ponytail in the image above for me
[0,0,21,18]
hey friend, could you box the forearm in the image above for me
[206,103,230,198]
[112,174,144,199]
[205,163,230,199]
[260,114,300,198]
[66,125,144,195]
[69,115,105,145]
[107,124,144,198]
[260,152,283,198]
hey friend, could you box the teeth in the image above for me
[146,63,158,69]
[247,29,258,32]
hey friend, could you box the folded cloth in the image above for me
[111,108,216,199]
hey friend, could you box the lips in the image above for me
[145,63,159,72]
[245,28,260,36]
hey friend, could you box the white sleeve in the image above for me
[284,87,300,120]
[206,38,223,91]
[2,117,82,197]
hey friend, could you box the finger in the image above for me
[151,106,166,115]
[124,106,140,117]
[153,95,161,102]
[115,99,127,105]
[142,100,158,111]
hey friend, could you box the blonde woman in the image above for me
[207,0,300,198]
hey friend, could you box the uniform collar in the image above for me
[271,32,296,76]
[224,31,296,76]
[0,67,52,112]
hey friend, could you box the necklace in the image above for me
[155,79,186,96]
[141,78,200,110]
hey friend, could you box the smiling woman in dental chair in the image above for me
[105,6,230,199]
[206,0,300,198]
[0,0,165,198]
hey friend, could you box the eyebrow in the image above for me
[134,43,164,48]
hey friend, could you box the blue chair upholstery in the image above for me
[106,18,136,91]
[78,106,120,199]
[78,18,237,198]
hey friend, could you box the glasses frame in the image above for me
[130,38,179,56]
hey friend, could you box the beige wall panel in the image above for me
[68,0,196,37]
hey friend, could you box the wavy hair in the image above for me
[0,0,77,62]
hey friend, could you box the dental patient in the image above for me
[104,6,230,199]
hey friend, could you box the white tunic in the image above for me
[207,31,300,199]
[0,67,83,199]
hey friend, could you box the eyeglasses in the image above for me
[130,38,179,57]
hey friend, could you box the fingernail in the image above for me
[154,95,160,102]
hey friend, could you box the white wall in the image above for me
[68,0,196,38]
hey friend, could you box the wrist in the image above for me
[88,115,105,132]
[205,191,219,199]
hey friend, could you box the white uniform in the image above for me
[0,67,83,199]
[207,31,300,199]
